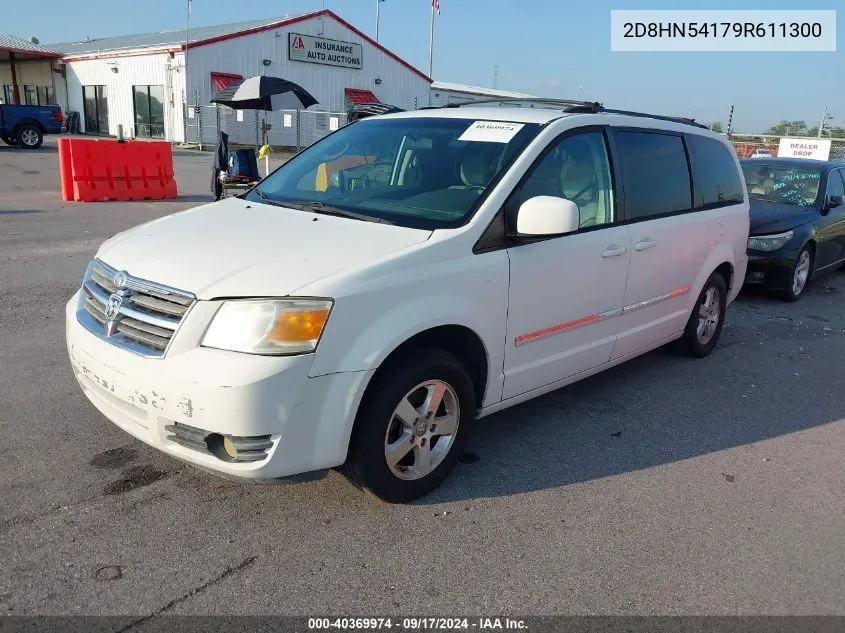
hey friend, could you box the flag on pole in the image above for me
[432,0,440,15]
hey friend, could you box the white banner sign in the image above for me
[777,138,832,160]
[289,33,362,69]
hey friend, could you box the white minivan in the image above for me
[66,102,749,502]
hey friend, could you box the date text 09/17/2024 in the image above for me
[307,618,528,630]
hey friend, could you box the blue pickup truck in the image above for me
[0,103,63,149]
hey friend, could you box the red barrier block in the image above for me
[57,137,73,202]
[63,137,179,202]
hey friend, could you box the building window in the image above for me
[1,85,14,104]
[83,85,109,135]
[37,86,55,106]
[133,85,165,138]
[23,85,37,105]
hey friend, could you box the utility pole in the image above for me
[726,104,734,137]
[493,65,499,89]
[818,105,829,138]
[376,0,381,42]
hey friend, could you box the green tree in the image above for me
[764,120,810,136]
[706,122,724,133]
[825,127,844,139]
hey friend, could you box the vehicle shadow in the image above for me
[0,146,57,155]
[418,302,844,504]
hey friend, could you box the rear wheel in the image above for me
[342,349,474,503]
[779,246,812,302]
[16,124,43,149]
[677,272,727,358]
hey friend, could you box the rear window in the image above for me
[615,131,692,220]
[686,134,744,207]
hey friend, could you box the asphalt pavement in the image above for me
[0,139,843,617]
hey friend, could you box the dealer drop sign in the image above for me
[289,33,363,69]
[777,138,832,161]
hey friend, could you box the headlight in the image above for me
[202,298,333,355]
[748,230,794,252]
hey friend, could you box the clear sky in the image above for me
[6,0,842,133]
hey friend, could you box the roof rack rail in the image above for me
[439,97,709,129]
[442,97,603,111]
[595,107,708,129]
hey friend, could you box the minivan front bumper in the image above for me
[65,291,373,481]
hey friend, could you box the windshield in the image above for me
[246,117,541,229]
[741,163,822,207]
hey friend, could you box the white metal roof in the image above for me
[0,33,61,56]
[431,81,534,99]
[47,13,311,56]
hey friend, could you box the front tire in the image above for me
[16,124,43,149]
[678,272,727,358]
[342,349,475,503]
[779,246,812,302]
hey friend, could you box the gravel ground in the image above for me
[0,139,843,617]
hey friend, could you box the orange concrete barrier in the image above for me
[59,138,178,202]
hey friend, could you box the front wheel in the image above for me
[779,246,812,302]
[16,124,43,149]
[678,272,727,358]
[342,349,475,503]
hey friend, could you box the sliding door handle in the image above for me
[634,238,657,251]
[601,245,629,258]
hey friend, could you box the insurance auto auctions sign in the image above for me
[289,33,362,69]
[777,138,832,160]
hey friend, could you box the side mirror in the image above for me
[516,196,580,237]
[825,194,843,210]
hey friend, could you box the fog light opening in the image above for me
[206,432,273,463]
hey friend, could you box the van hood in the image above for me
[95,197,432,299]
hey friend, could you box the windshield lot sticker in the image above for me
[459,121,525,143]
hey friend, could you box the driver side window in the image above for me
[513,131,616,229]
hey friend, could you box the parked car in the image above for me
[749,148,774,158]
[0,103,63,149]
[66,103,749,502]
[741,158,845,301]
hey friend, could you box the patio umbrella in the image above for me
[210,76,318,111]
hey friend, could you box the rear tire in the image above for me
[677,272,727,358]
[341,349,474,503]
[16,124,43,149]
[779,246,812,302]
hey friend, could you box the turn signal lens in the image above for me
[202,298,333,355]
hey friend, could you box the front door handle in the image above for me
[634,238,657,251]
[601,245,629,258]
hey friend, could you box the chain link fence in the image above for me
[183,104,347,151]
[730,134,845,161]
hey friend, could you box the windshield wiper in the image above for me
[251,188,288,207]
[281,200,391,224]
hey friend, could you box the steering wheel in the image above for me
[567,178,597,207]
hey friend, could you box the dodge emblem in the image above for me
[104,293,124,321]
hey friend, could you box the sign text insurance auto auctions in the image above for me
[289,33,363,69]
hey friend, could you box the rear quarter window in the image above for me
[686,134,744,207]
[614,131,692,220]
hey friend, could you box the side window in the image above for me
[615,131,692,220]
[686,134,744,207]
[826,169,845,199]
[513,131,616,229]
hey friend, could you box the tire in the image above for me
[16,124,43,149]
[677,272,727,358]
[341,348,475,503]
[1,135,16,146]
[779,246,812,302]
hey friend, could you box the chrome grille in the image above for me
[76,259,196,358]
